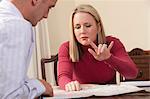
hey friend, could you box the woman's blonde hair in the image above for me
[69,4,106,62]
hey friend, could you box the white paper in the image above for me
[121,81,150,87]
[46,84,143,99]
[93,84,143,96]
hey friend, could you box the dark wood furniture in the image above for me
[127,48,150,81]
[41,54,58,84]
[38,54,58,99]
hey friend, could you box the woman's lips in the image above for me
[81,37,88,40]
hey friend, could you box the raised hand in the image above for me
[88,39,114,61]
[65,81,81,91]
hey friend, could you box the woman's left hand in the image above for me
[65,81,81,91]
[88,39,114,61]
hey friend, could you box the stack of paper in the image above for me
[121,81,150,87]
[46,84,143,99]
[121,81,150,92]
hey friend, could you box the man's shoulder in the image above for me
[0,16,32,32]
[0,15,30,26]
[0,0,31,27]
[0,16,32,38]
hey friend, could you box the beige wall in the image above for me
[46,0,75,55]
[47,0,150,54]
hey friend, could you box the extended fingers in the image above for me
[99,41,114,53]
[88,43,107,58]
[88,39,98,53]
[88,48,97,58]
[108,41,114,50]
[98,44,107,54]
[97,44,102,55]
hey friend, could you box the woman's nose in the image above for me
[80,26,86,33]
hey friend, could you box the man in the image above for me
[0,0,57,98]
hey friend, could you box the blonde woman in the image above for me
[58,4,138,91]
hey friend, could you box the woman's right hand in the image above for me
[65,81,81,91]
[88,39,114,61]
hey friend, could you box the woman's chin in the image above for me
[80,42,90,46]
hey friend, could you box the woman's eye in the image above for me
[75,25,81,29]
[85,24,91,28]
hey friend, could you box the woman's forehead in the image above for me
[73,12,96,24]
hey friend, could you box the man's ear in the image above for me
[32,0,39,6]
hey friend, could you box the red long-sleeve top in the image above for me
[58,36,138,89]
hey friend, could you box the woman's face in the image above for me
[73,12,99,46]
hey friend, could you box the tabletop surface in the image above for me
[42,86,150,99]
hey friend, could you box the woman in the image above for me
[58,4,138,91]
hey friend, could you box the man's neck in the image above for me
[11,0,25,15]
[11,0,31,22]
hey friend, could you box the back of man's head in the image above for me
[11,0,57,26]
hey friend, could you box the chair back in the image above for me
[41,54,58,85]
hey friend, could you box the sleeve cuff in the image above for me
[25,79,46,97]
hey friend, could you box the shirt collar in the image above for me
[0,0,24,18]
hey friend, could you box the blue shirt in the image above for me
[0,0,45,99]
